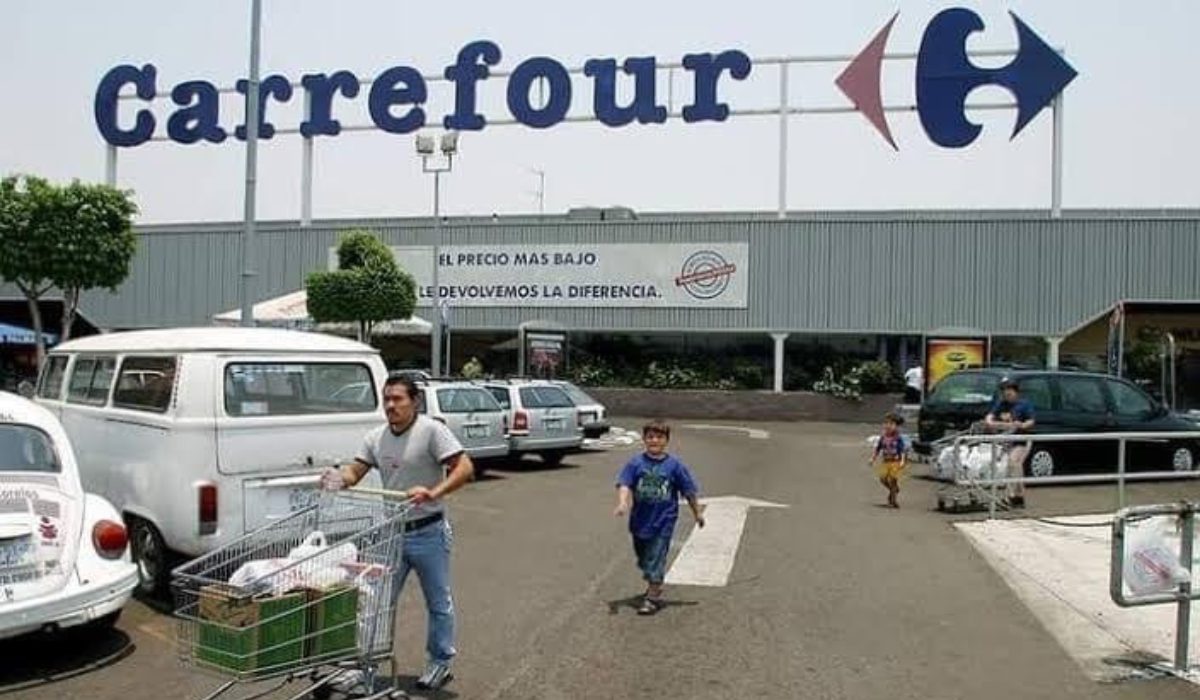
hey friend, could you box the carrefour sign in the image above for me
[94,7,1076,150]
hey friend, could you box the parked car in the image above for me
[552,381,610,439]
[479,380,583,465]
[416,381,509,470]
[34,327,389,596]
[0,391,138,640]
[915,368,1200,477]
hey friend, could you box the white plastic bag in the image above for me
[935,444,1008,481]
[226,531,360,593]
[1125,520,1191,596]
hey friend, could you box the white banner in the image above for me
[328,243,748,308]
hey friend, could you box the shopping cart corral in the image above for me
[172,490,412,700]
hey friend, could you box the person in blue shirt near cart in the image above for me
[613,420,705,615]
[985,378,1037,508]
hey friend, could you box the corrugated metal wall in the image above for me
[8,212,1199,336]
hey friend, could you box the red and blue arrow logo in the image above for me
[836,8,1078,150]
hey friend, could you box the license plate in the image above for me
[0,537,33,568]
[287,487,320,512]
[466,425,490,438]
[544,418,565,430]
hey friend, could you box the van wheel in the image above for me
[128,518,169,599]
[1027,449,1055,478]
[541,451,566,467]
[1171,445,1197,472]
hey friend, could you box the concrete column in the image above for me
[1046,336,1063,369]
[771,333,789,393]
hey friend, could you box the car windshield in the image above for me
[0,424,60,473]
[559,383,597,406]
[436,387,501,414]
[926,372,1001,406]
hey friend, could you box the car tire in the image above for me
[1171,445,1198,472]
[541,450,566,467]
[128,517,169,599]
[1026,448,1055,478]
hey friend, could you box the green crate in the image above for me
[306,585,359,661]
[196,586,308,675]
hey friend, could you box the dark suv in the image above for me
[915,369,1199,476]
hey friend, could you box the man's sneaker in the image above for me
[1010,495,1026,509]
[415,663,453,691]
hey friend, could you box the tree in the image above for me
[0,176,139,366]
[306,230,416,343]
[49,181,138,344]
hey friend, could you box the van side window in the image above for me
[1058,376,1108,414]
[66,356,116,406]
[37,356,69,400]
[114,356,178,413]
[223,362,377,416]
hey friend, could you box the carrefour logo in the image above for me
[838,8,1077,149]
[94,6,1076,151]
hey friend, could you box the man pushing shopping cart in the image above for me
[320,374,475,694]
[173,374,474,700]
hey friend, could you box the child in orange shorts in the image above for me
[870,412,909,508]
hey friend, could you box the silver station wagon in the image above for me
[480,380,583,466]
[417,381,510,466]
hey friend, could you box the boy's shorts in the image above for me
[633,533,672,585]
[875,458,906,481]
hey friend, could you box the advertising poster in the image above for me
[525,332,566,378]
[925,338,988,390]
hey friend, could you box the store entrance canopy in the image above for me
[213,290,431,336]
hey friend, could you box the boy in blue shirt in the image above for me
[614,420,705,615]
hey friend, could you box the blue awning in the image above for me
[0,323,57,345]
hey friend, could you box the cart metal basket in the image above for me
[172,490,412,700]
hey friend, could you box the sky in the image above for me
[1,0,1197,224]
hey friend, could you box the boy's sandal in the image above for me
[637,597,662,615]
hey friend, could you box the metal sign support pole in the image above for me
[239,0,263,328]
[1051,93,1064,218]
[105,144,117,186]
[777,63,789,220]
[301,91,313,227]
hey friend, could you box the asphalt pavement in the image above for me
[3,419,1199,700]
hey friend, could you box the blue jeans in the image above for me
[632,533,672,585]
[393,518,456,666]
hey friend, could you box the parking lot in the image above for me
[4,418,1200,700]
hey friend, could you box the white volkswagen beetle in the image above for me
[0,391,138,639]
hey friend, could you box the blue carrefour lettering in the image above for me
[916,8,1077,148]
[300,71,360,137]
[444,41,501,131]
[584,57,667,127]
[167,80,226,144]
[681,50,751,122]
[507,57,572,129]
[94,64,157,147]
[235,75,293,141]
[369,66,427,134]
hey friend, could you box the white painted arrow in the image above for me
[664,495,789,587]
[681,424,771,440]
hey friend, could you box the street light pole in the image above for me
[419,134,456,376]
[239,0,262,327]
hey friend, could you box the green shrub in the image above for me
[855,360,897,394]
[812,366,863,401]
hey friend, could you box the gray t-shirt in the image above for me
[356,415,464,520]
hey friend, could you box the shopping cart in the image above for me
[932,421,1014,513]
[172,489,412,700]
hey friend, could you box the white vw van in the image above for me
[34,327,388,595]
